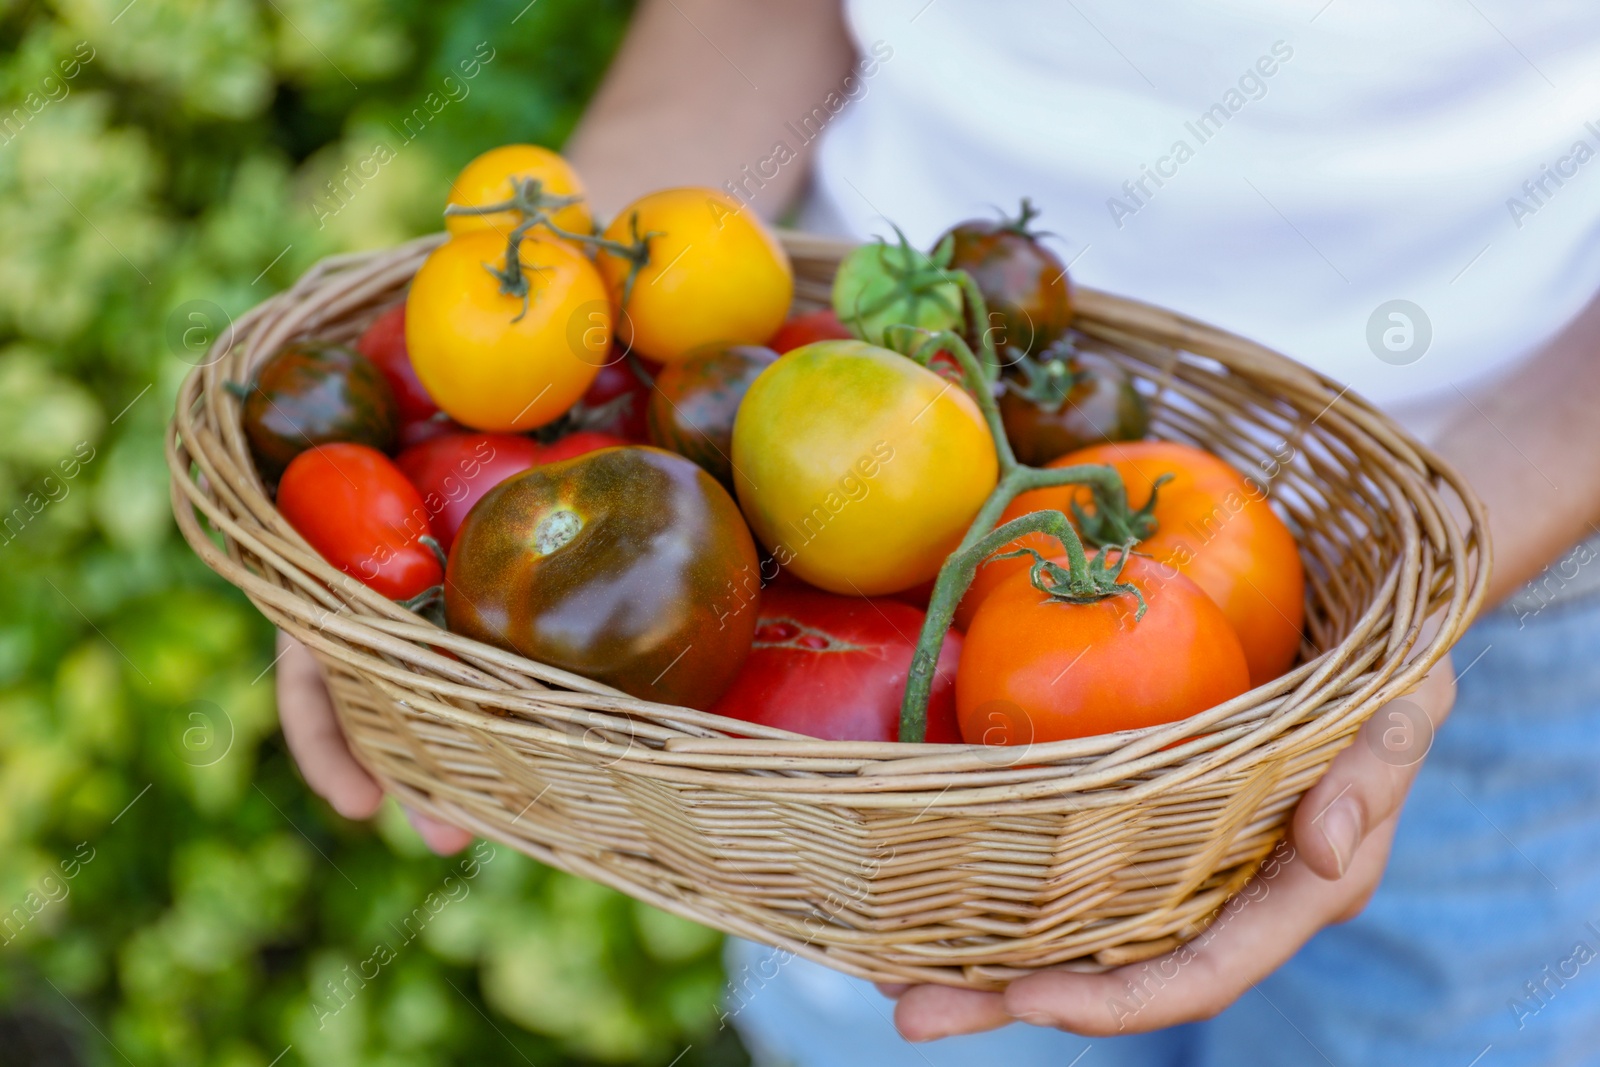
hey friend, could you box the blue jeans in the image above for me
[726,597,1600,1066]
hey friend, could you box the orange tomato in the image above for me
[958,552,1250,744]
[405,230,608,432]
[595,188,792,364]
[961,440,1304,685]
[445,144,592,239]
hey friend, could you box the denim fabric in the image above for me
[725,596,1600,1066]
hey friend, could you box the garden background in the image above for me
[0,0,754,1062]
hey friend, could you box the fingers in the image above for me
[893,984,1012,1042]
[998,813,1399,1036]
[275,631,383,820]
[405,807,475,855]
[1291,661,1455,880]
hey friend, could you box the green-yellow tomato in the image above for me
[731,340,998,595]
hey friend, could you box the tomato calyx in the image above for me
[833,227,1007,382]
[1074,473,1173,548]
[1002,338,1079,410]
[444,176,657,321]
[996,196,1051,239]
[991,541,1147,621]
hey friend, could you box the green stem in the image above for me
[897,508,1142,742]
[950,272,1003,383]
[446,177,655,319]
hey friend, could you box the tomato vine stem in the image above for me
[444,177,657,321]
[882,323,1147,743]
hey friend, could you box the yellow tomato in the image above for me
[406,230,608,432]
[596,187,792,364]
[731,341,998,595]
[445,144,592,238]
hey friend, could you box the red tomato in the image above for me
[710,585,962,743]
[356,304,440,424]
[396,431,625,552]
[396,433,541,553]
[958,552,1249,744]
[277,443,442,600]
[767,309,852,353]
[576,359,651,441]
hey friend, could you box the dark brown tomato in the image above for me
[941,203,1073,362]
[646,343,778,488]
[998,353,1149,466]
[444,446,761,710]
[243,342,398,482]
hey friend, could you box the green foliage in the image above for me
[0,1,752,1063]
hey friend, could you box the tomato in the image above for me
[398,431,626,552]
[444,144,592,239]
[576,358,652,441]
[768,308,852,353]
[444,446,760,709]
[962,441,1305,684]
[940,200,1072,362]
[959,552,1249,744]
[710,585,962,743]
[242,342,397,482]
[397,433,540,554]
[998,349,1148,466]
[647,343,778,487]
[397,413,465,450]
[406,230,608,432]
[832,236,962,347]
[355,303,440,423]
[731,340,998,596]
[277,444,441,600]
[595,188,792,364]
[536,429,629,464]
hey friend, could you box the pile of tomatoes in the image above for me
[240,144,1305,750]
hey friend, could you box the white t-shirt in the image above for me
[801,0,1600,422]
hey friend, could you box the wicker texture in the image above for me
[168,231,1490,990]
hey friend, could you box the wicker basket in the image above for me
[168,230,1490,990]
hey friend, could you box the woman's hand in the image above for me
[274,631,474,854]
[884,661,1457,1040]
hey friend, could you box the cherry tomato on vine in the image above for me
[647,343,778,488]
[962,440,1305,684]
[242,342,397,482]
[731,340,998,596]
[595,188,792,364]
[940,200,1072,362]
[710,585,962,743]
[768,308,852,353]
[959,551,1249,744]
[445,446,760,709]
[445,144,592,239]
[278,443,441,601]
[406,230,609,432]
